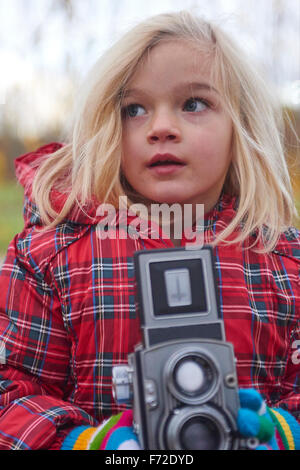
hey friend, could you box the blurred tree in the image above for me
[271,0,285,86]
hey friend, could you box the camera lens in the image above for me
[174,359,204,393]
[173,355,214,397]
[180,416,221,450]
[163,405,235,450]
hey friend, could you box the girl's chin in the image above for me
[148,197,186,206]
[142,191,190,206]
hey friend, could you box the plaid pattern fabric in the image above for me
[0,144,299,449]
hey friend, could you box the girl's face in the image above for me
[121,40,233,213]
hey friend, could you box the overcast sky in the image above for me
[0,0,299,137]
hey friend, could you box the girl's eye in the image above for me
[184,98,208,113]
[122,103,146,118]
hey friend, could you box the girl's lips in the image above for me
[148,153,185,166]
[147,162,186,175]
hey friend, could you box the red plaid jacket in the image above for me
[0,143,299,449]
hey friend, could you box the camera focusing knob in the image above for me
[133,421,140,436]
[224,373,237,388]
[144,379,158,410]
[112,365,133,404]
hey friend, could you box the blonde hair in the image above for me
[32,10,298,252]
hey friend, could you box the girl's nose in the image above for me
[147,109,181,143]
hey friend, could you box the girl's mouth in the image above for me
[147,153,186,174]
[148,161,186,175]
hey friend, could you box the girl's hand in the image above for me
[89,410,141,450]
[62,391,299,450]
[61,410,141,450]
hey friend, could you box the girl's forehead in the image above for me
[146,39,211,70]
[128,40,214,90]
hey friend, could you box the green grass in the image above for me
[0,181,24,257]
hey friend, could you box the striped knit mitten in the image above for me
[61,410,141,450]
[237,388,300,450]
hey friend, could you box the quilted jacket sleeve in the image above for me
[0,236,96,450]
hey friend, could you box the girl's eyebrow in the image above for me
[122,82,219,99]
[178,82,219,95]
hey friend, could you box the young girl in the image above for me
[0,10,299,450]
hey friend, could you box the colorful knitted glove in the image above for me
[61,391,300,450]
[61,410,141,450]
[237,389,300,450]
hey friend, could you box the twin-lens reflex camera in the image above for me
[112,246,257,450]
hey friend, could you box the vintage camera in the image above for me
[112,246,256,450]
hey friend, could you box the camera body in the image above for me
[112,246,253,450]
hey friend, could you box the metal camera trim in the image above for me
[142,251,214,326]
[164,404,236,450]
[144,255,212,322]
[164,346,221,405]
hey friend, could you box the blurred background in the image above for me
[0,0,299,261]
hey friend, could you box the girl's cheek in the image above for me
[183,112,208,123]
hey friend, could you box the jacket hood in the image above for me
[15,142,104,228]
[14,142,168,232]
